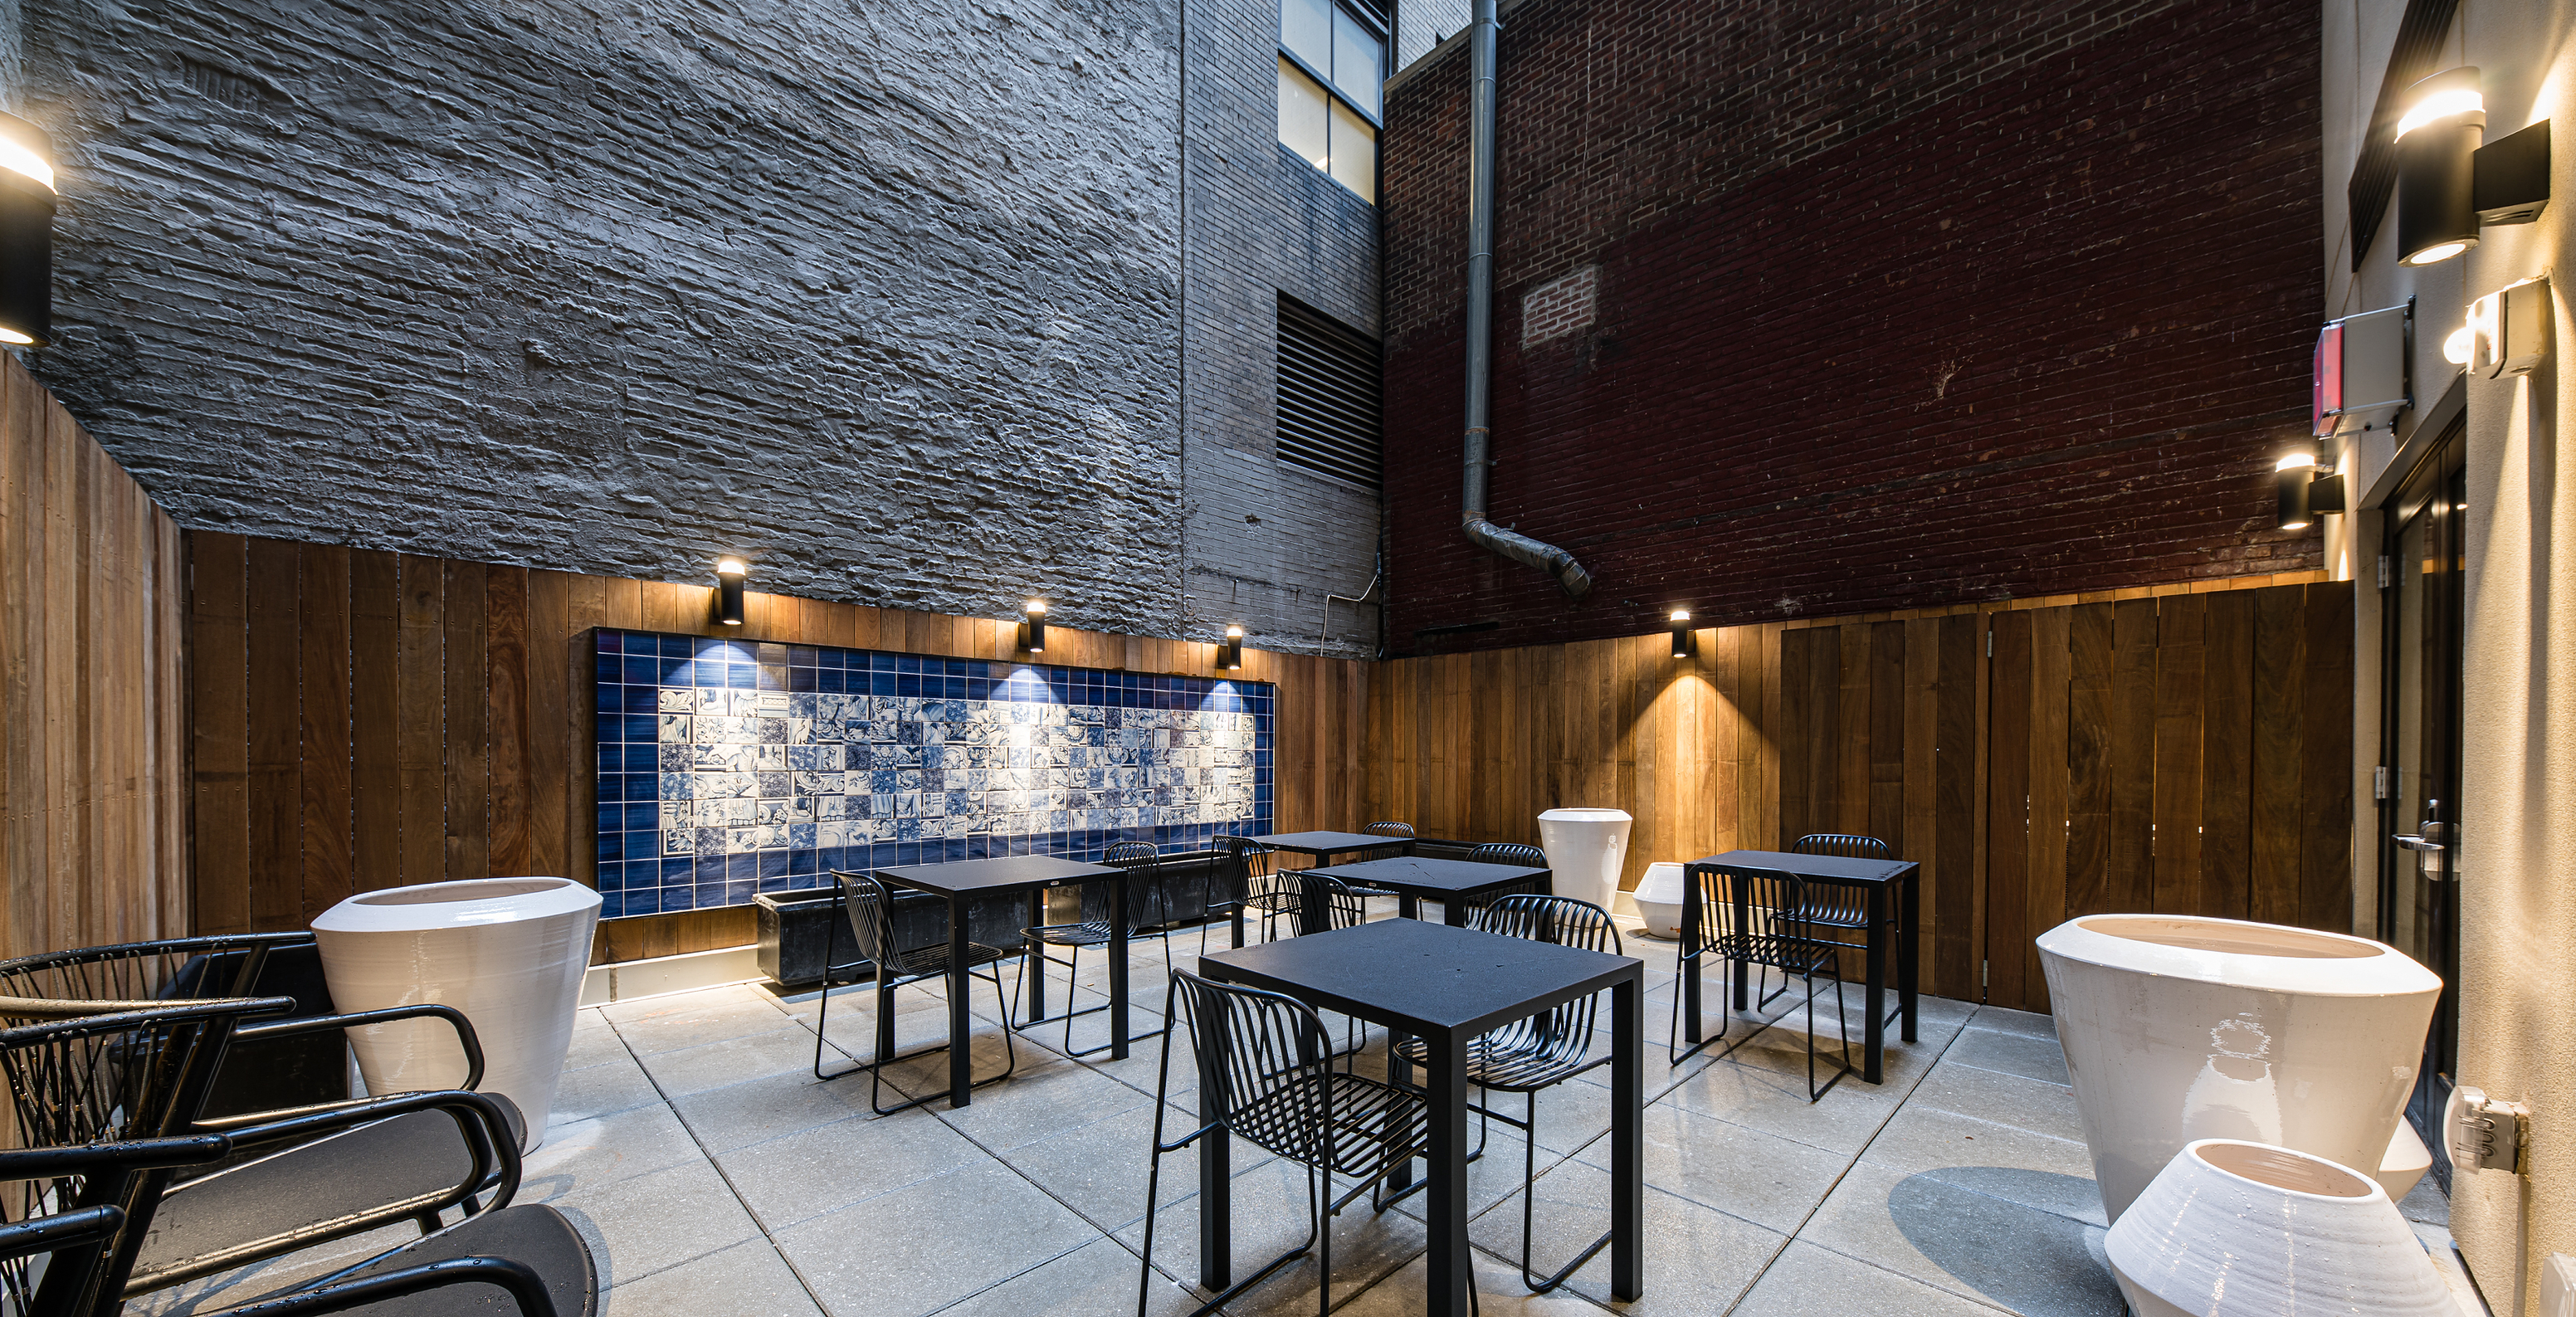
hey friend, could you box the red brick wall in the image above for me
[1381,0,2322,652]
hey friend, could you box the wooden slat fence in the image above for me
[0,354,188,958]
[1366,576,2353,1010]
[187,534,1371,965]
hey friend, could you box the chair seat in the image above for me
[1718,931,1842,975]
[131,1097,525,1294]
[1790,902,1873,929]
[1021,919,1144,949]
[239,1204,597,1316]
[1232,1071,1431,1178]
[1240,891,1303,915]
[1389,1033,1595,1092]
[883,939,1013,979]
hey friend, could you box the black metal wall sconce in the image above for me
[1019,600,1047,654]
[2397,67,2550,266]
[1669,608,1695,659]
[1217,625,1244,671]
[2276,452,2344,532]
[714,558,748,626]
[0,114,55,346]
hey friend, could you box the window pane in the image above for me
[1279,58,1330,172]
[1332,8,1383,118]
[1329,100,1376,202]
[1281,0,1331,71]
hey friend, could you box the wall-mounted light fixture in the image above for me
[1217,624,1244,671]
[1019,600,1047,654]
[1669,608,1695,659]
[2396,67,2486,266]
[2275,452,2345,532]
[714,558,748,626]
[0,114,56,347]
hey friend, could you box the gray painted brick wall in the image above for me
[11,0,1390,655]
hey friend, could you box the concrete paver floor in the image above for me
[131,919,2455,1316]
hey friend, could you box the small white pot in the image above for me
[2036,914,2441,1222]
[1536,808,1632,911]
[2105,1139,2452,1316]
[312,877,603,1149]
[1632,861,1685,939]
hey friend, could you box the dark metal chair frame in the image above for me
[1462,841,1550,919]
[1136,970,1439,1317]
[1012,842,1174,1057]
[1666,866,1854,1100]
[812,868,1019,1115]
[1201,837,1281,955]
[1788,833,1904,1034]
[1393,894,1620,1293]
[1340,823,1414,903]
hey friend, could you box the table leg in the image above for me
[1681,865,1704,1047]
[1612,973,1642,1301]
[1110,871,1131,1061]
[1026,889,1047,1023]
[1425,1032,1471,1317]
[1399,893,1420,921]
[1732,877,1752,1013]
[1197,997,1232,1293]
[1863,885,1887,1085]
[1900,871,1920,1042]
[945,897,974,1108]
[1442,893,1469,928]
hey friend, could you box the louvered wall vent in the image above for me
[1276,297,1383,490]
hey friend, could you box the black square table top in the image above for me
[1309,856,1550,898]
[1251,830,1410,856]
[1199,918,1639,1037]
[871,854,1119,897]
[1689,849,1915,885]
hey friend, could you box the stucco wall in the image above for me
[2325,0,2576,1309]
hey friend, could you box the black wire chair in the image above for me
[1462,841,1551,920]
[1392,894,1620,1292]
[1137,970,1438,1317]
[1669,866,1853,1100]
[1012,842,1174,1057]
[1202,837,1288,955]
[812,869,1018,1115]
[1339,822,1414,903]
[1788,833,1903,1034]
[0,1134,590,1317]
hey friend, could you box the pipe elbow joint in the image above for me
[1462,514,1594,600]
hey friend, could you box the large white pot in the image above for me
[2036,915,2441,1223]
[2105,1139,2452,1316]
[312,878,603,1150]
[1632,861,1685,939]
[1536,808,1632,910]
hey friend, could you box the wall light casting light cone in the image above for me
[713,558,748,626]
[1217,624,1243,671]
[2275,452,2317,531]
[2105,1139,2452,1317]
[1668,608,1694,658]
[1020,600,1047,654]
[2396,66,2485,266]
[0,113,56,348]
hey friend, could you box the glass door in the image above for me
[2379,422,2465,1183]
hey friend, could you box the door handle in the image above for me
[2394,835,2444,853]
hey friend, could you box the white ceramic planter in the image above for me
[312,877,603,1150]
[2035,914,2441,1223]
[1536,808,1632,910]
[2105,1139,2452,1316]
[1632,861,1684,939]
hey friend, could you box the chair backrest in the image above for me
[0,934,310,1013]
[1790,833,1891,861]
[1362,822,1414,838]
[1167,970,1336,1167]
[1294,874,1369,932]
[1470,841,1547,868]
[1214,836,1276,883]
[1470,895,1619,1079]
[1730,867,1826,943]
[830,870,901,968]
[1098,841,1168,928]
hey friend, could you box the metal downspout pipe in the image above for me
[1459,0,1592,598]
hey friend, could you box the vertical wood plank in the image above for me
[487,565,534,876]
[2298,585,2354,930]
[349,550,399,892]
[525,570,571,875]
[1932,615,1978,1000]
[189,533,251,934]
[2152,596,2206,914]
[1985,610,2033,1009]
[2065,603,2112,916]
[1837,623,1871,836]
[2105,598,2159,913]
[1868,621,1905,848]
[443,560,489,880]
[297,544,353,923]
[397,556,445,888]
[2200,590,2255,919]
[244,538,302,932]
[2025,606,2072,1008]
[2249,584,2309,924]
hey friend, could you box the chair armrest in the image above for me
[191,1090,520,1212]
[207,1256,557,1317]
[0,1134,233,1180]
[0,1204,124,1266]
[233,1004,486,1092]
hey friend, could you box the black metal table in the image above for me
[1305,856,1552,924]
[872,854,1123,1108]
[1250,830,1413,863]
[1198,919,1643,1315]
[1678,848,1920,1084]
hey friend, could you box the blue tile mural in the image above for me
[592,630,1275,918]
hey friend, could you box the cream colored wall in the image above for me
[2323,1,2576,1311]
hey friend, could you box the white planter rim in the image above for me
[314,877,602,932]
[2036,914,2439,998]
[2182,1139,2383,1202]
[1538,807,1632,822]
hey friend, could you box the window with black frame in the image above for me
[1277,0,1386,202]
